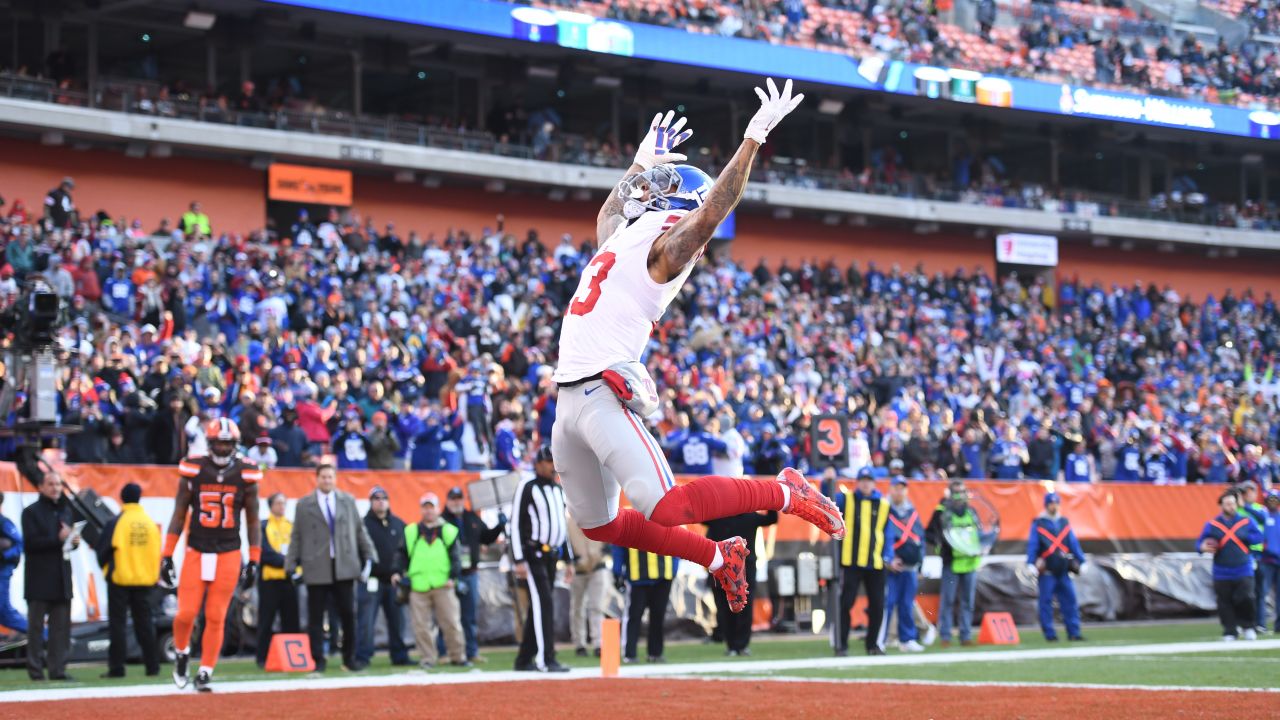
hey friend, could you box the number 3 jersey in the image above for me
[553,208,699,383]
[177,455,262,553]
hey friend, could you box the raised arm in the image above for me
[649,78,803,283]
[598,111,693,243]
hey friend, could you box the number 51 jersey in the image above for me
[178,455,262,553]
[554,209,699,383]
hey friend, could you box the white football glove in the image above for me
[632,110,693,171]
[744,77,805,144]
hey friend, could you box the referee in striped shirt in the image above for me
[511,445,574,672]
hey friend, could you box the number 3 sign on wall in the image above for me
[810,414,849,470]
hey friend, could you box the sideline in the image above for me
[3,638,1278,703]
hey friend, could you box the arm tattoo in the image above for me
[650,140,759,281]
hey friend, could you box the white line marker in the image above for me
[3,638,1276,703]
[621,638,1280,677]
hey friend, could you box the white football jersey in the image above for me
[554,209,699,382]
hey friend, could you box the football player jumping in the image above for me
[551,78,845,614]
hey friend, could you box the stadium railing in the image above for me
[3,71,1277,241]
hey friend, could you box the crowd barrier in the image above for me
[0,462,1225,552]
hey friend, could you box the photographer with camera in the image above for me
[1027,491,1086,642]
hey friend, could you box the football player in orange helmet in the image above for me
[161,418,262,692]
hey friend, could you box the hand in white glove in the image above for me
[632,110,693,171]
[744,77,805,144]
[1026,563,1040,577]
[359,559,372,583]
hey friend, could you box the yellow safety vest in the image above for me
[181,211,210,237]
[628,548,674,581]
[841,491,890,569]
[109,503,161,586]
[262,515,293,581]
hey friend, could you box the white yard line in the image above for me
[702,674,1280,694]
[2,638,1277,704]
[623,638,1280,677]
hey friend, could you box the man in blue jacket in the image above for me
[1258,488,1280,633]
[1197,489,1265,641]
[1027,492,1085,641]
[881,477,924,652]
[0,492,26,634]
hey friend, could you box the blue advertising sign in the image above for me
[265,0,1279,141]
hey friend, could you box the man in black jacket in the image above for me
[357,486,412,667]
[704,510,778,656]
[148,392,190,465]
[441,485,505,663]
[22,470,78,681]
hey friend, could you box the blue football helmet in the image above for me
[619,164,714,218]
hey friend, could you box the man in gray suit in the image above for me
[286,464,377,671]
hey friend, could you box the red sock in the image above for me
[649,475,785,526]
[581,509,716,567]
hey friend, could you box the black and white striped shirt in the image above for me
[510,474,572,563]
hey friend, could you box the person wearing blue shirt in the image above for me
[881,477,925,652]
[1259,489,1280,633]
[1061,441,1095,483]
[493,417,523,471]
[102,264,133,316]
[676,424,728,476]
[1143,442,1176,484]
[991,426,1028,480]
[1202,436,1237,484]
[1113,434,1144,482]
[332,416,370,470]
[394,403,424,470]
[0,492,27,634]
[1027,492,1085,641]
[959,429,986,479]
[411,411,448,471]
[1197,490,1265,640]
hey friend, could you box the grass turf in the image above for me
[743,648,1280,689]
[0,620,1265,690]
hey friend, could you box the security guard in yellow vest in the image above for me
[181,201,211,238]
[95,483,161,678]
[613,546,679,663]
[831,468,894,657]
[255,492,300,667]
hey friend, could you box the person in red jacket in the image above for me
[294,386,336,453]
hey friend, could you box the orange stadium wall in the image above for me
[2,136,1278,296]
[0,463,1224,549]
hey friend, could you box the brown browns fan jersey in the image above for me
[177,455,262,553]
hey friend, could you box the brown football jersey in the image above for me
[178,455,262,553]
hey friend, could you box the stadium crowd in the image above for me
[1,178,1279,487]
[556,0,1280,106]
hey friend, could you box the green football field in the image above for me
[1,620,1275,691]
